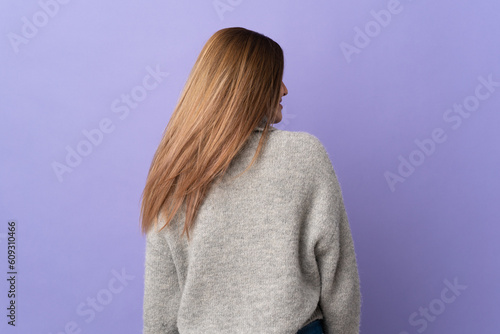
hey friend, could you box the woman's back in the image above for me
[143,125,361,333]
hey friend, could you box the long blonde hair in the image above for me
[140,27,284,241]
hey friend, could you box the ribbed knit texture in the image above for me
[143,125,361,333]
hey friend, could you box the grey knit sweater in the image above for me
[143,125,361,333]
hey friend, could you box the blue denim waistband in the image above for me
[297,319,324,334]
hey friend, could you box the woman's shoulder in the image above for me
[261,128,334,173]
[268,128,329,157]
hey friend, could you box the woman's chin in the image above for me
[272,111,282,124]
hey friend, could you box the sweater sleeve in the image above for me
[307,135,361,334]
[143,227,181,334]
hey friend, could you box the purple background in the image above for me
[1,0,499,333]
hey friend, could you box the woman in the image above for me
[141,27,361,334]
